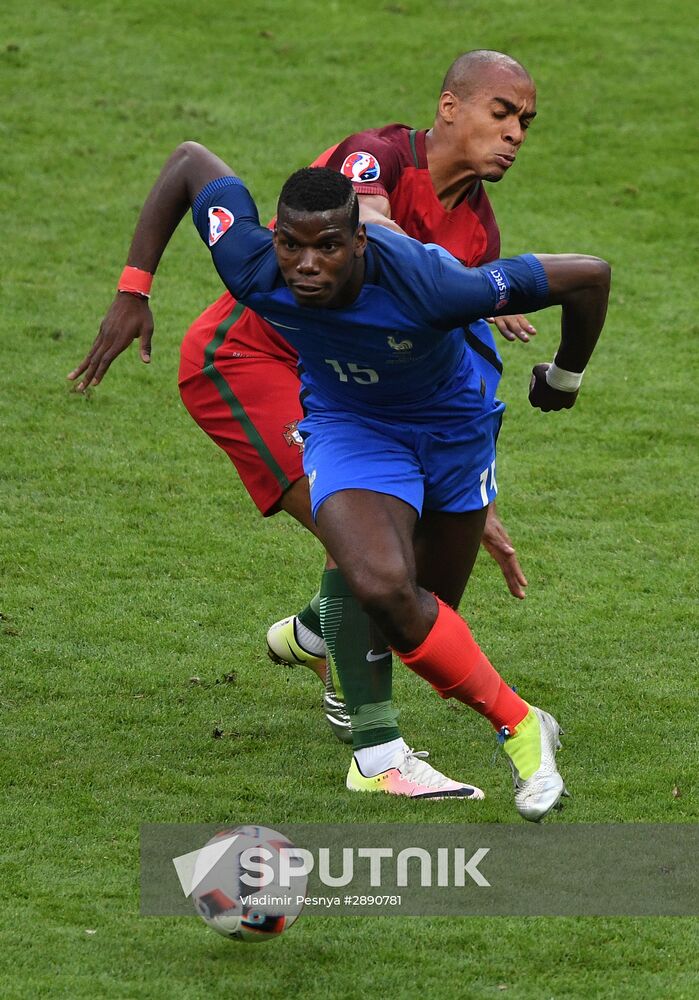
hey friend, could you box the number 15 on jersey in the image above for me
[324,359,379,385]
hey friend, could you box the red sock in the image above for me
[397,598,528,732]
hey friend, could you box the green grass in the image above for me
[1,0,698,996]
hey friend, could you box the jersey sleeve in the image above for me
[191,176,280,301]
[324,131,403,198]
[418,247,550,328]
[366,227,550,329]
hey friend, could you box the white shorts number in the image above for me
[479,460,497,506]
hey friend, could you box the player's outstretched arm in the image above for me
[68,142,236,391]
[429,249,610,409]
[528,253,611,411]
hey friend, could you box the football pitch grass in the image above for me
[2,0,698,996]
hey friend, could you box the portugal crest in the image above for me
[283,420,304,452]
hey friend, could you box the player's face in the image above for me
[442,69,537,182]
[274,208,367,309]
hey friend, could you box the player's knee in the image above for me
[349,566,418,633]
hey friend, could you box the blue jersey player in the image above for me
[193,173,544,523]
[83,142,610,819]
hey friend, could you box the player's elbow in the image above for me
[175,140,208,166]
[587,256,611,292]
[564,255,611,301]
[171,141,225,202]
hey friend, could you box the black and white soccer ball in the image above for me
[191,825,306,943]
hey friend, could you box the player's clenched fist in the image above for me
[528,363,579,411]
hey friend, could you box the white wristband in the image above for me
[545,361,584,392]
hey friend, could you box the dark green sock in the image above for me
[319,568,400,750]
[297,590,321,637]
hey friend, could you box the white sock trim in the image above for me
[294,617,326,656]
[354,737,406,777]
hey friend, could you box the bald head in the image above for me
[430,50,537,186]
[441,50,533,99]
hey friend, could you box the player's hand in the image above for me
[67,293,154,391]
[488,314,537,342]
[528,363,579,411]
[481,503,527,600]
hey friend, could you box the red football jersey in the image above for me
[321,124,501,266]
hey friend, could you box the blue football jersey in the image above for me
[192,176,548,416]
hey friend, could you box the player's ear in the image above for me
[354,223,367,257]
[438,90,459,124]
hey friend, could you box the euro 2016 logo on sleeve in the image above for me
[208,206,235,246]
[341,151,381,183]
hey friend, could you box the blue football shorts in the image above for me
[301,332,505,520]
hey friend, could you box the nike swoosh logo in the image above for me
[366,649,391,662]
[263,316,301,331]
[284,640,305,665]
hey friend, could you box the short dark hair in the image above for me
[278,167,359,230]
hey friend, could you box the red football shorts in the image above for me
[178,292,306,516]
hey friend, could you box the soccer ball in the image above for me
[191,825,306,943]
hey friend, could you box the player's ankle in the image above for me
[354,737,406,777]
[501,706,540,780]
[294,616,325,656]
[297,591,322,637]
